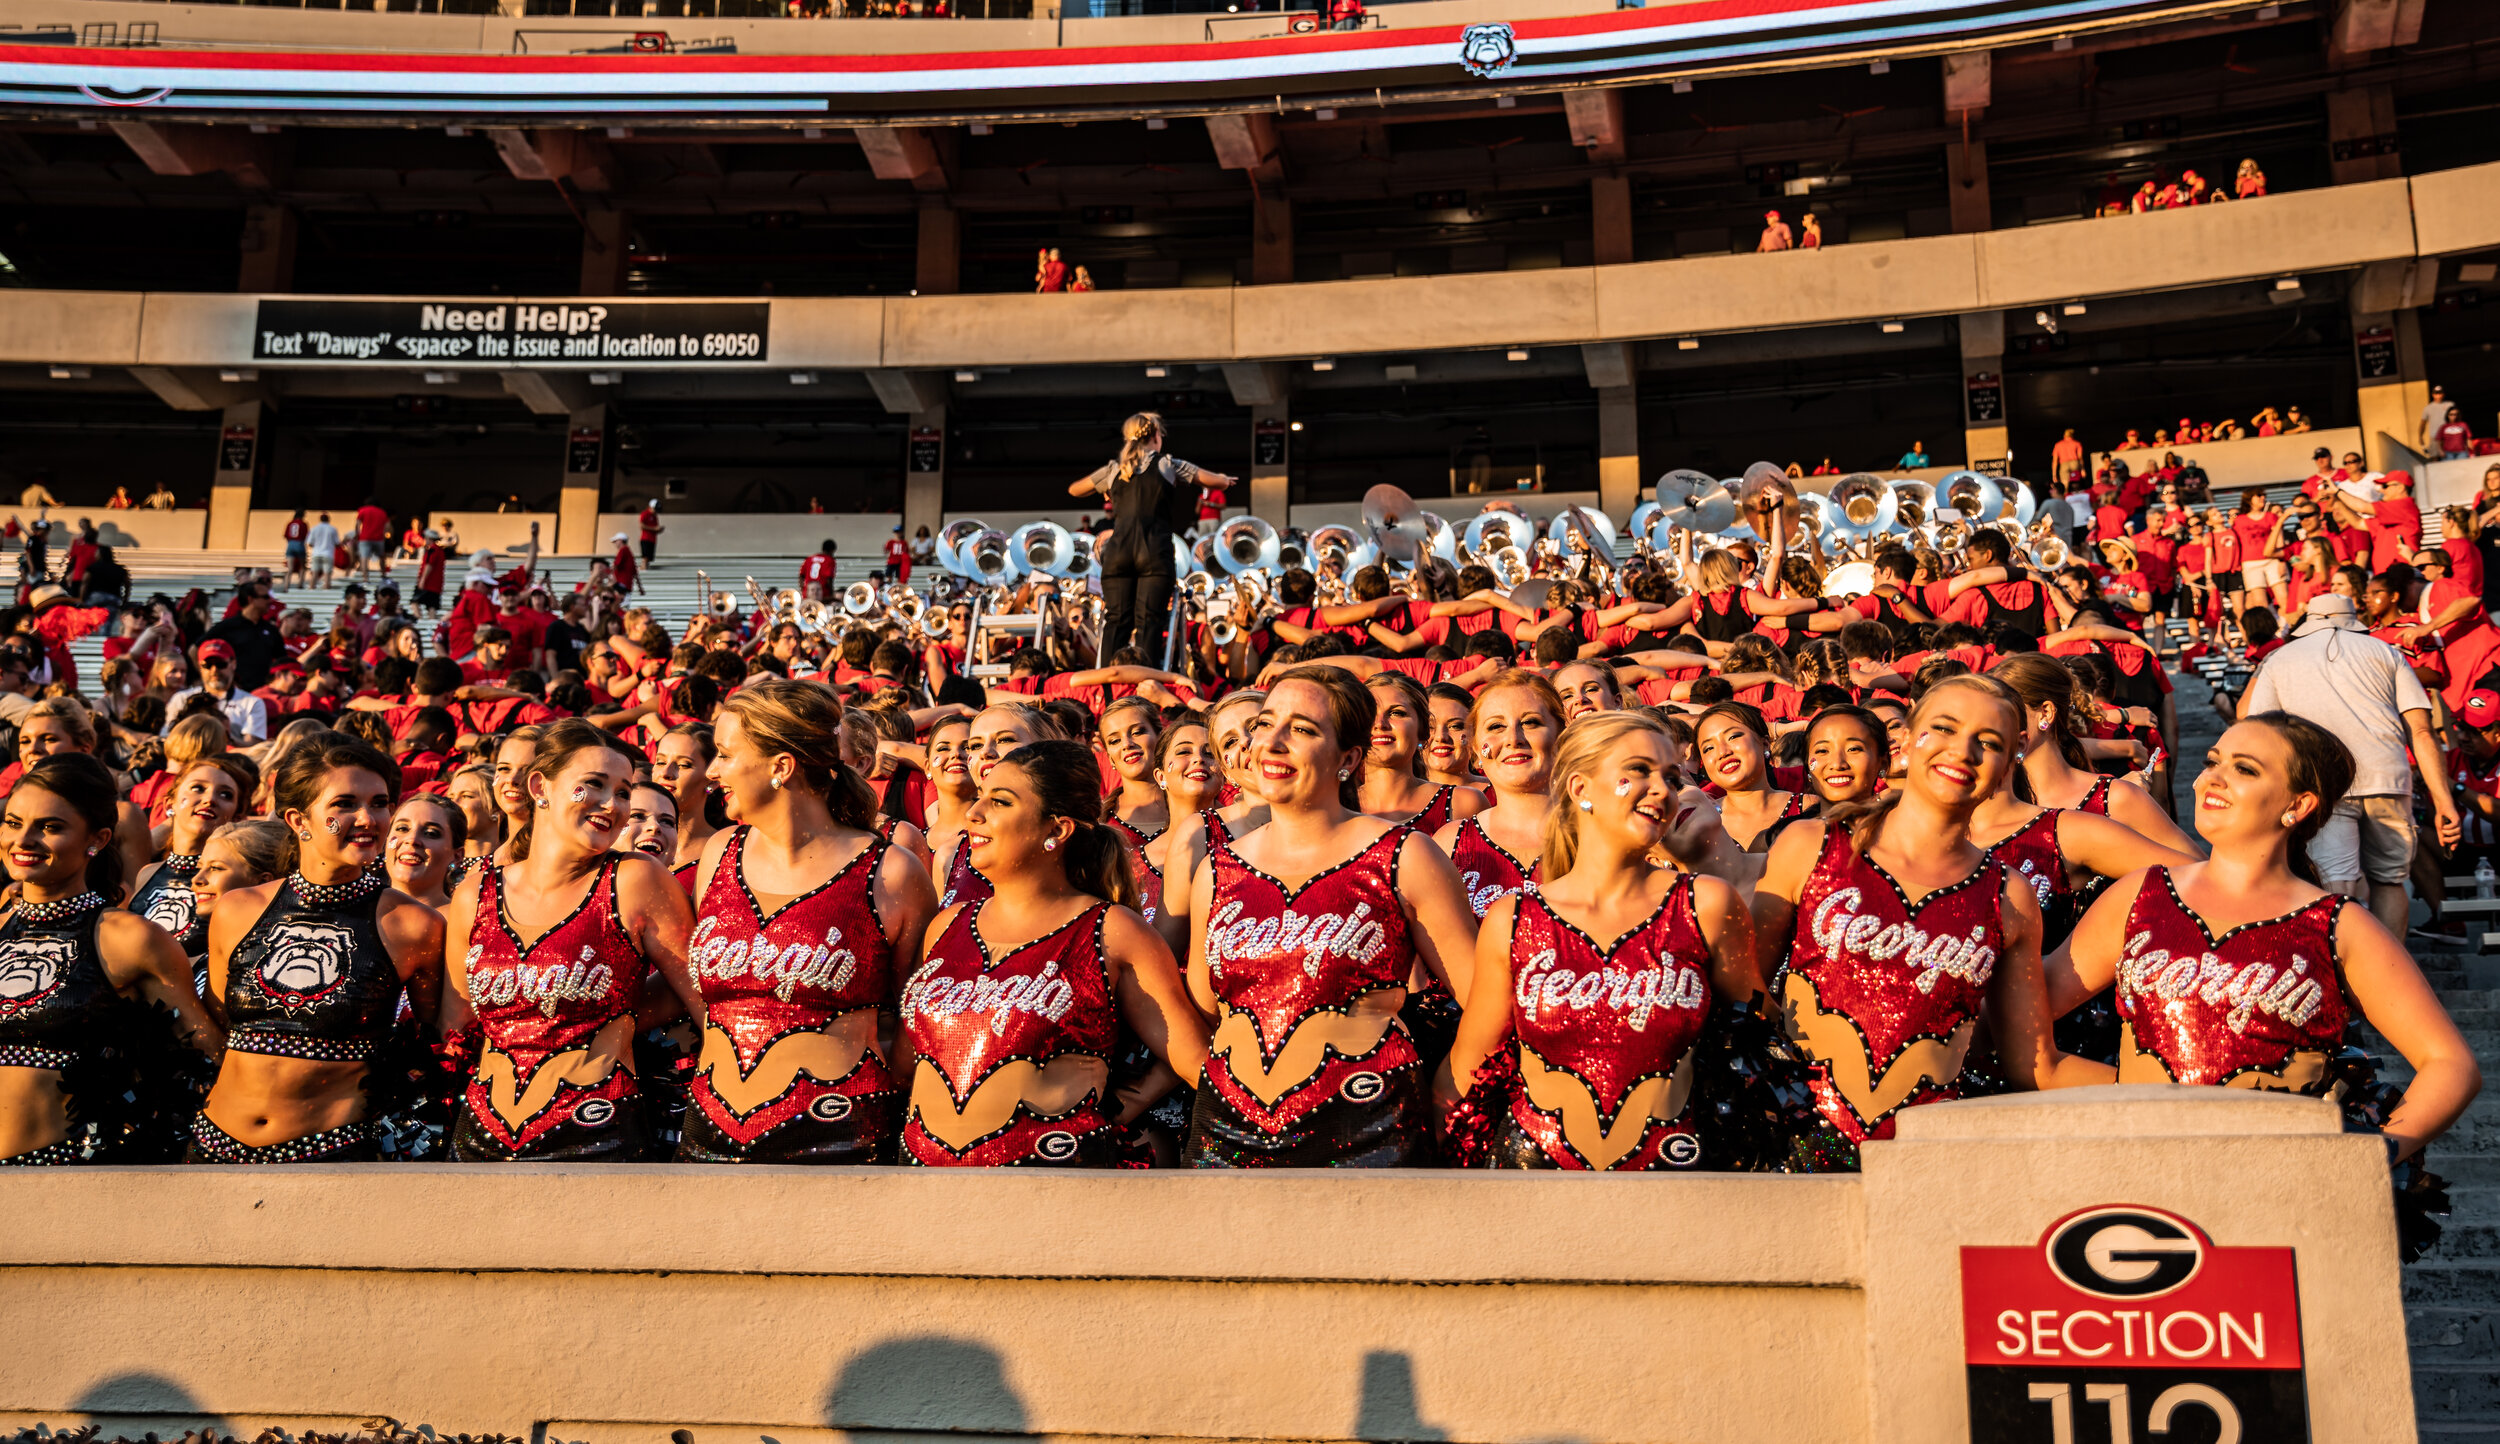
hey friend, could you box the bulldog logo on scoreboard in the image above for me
[1457,24,1517,79]
[1962,1205,2306,1442]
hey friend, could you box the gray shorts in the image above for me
[357,540,387,561]
[2309,795,2415,886]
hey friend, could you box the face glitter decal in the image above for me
[325,816,349,836]
[571,782,594,804]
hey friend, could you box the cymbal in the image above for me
[1362,483,1425,536]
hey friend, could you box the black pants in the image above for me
[640,537,656,565]
[1101,567,1176,666]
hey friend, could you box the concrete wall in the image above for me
[0,1090,2415,1444]
[2091,428,2367,495]
[240,509,553,556]
[69,510,208,551]
[6,165,2492,379]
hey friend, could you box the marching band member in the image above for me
[898,739,1207,1166]
[1182,667,1478,1166]
[1444,713,1761,1170]
[682,680,937,1163]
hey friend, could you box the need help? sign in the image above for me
[1962,1206,2307,1443]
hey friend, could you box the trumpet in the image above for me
[887,587,924,627]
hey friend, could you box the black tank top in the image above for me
[1695,590,1753,645]
[1971,573,2049,639]
[0,894,118,1071]
[223,871,402,1064]
[131,856,208,991]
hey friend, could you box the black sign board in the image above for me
[218,425,256,475]
[909,425,943,475]
[567,427,605,476]
[1966,371,2005,424]
[2356,324,2398,381]
[251,300,769,366]
[1255,417,1288,469]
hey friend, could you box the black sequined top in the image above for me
[0,896,117,1071]
[223,876,402,1064]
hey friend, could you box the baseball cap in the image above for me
[197,640,236,663]
[2467,692,2500,729]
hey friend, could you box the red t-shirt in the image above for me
[2093,505,2130,543]
[2230,511,2279,561]
[639,509,661,542]
[284,519,308,545]
[2371,498,2422,572]
[355,505,389,543]
[884,538,910,570]
[799,554,836,589]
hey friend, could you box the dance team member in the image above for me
[1445,713,1761,1170]
[128,756,254,987]
[899,739,1208,1166]
[196,735,445,1164]
[652,722,720,892]
[1434,669,1561,918]
[0,756,221,1164]
[385,793,463,910]
[1751,676,2087,1166]
[1360,672,1484,832]
[1696,702,1812,851]
[1183,667,1478,1166]
[2048,713,2476,1152]
[442,720,695,1161]
[682,680,937,1163]
[937,702,1052,908]
[1098,697,1171,922]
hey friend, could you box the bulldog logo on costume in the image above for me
[0,937,74,1013]
[1458,22,1517,78]
[2115,930,2328,1034]
[689,916,857,1002]
[143,889,196,938]
[2047,1207,2204,1299]
[1206,898,1390,980]
[259,920,356,1008]
[1809,887,1998,993]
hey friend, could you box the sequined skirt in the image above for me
[674,1088,899,1164]
[1184,1062,1432,1168]
[453,1088,649,1162]
[0,1137,81,1166]
[1398,981,1464,1076]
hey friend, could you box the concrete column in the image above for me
[2326,85,2403,185]
[915,198,961,296]
[1251,188,1294,286]
[1250,403,1289,526]
[1597,385,1639,519]
[236,203,298,293]
[905,405,946,546]
[2353,315,2431,474]
[1590,174,1634,267]
[1946,137,1991,234]
[557,403,609,556]
[1958,311,2008,470]
[206,400,263,550]
[579,206,630,295]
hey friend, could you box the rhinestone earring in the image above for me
[1578,799,1593,812]
[1044,839,1057,851]
[2281,810,2296,827]
[85,846,97,857]
[771,775,783,790]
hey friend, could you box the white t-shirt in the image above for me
[307,522,340,555]
[2240,625,2430,798]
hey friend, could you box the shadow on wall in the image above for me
[818,1339,1474,1444]
[70,1371,234,1438]
[824,1336,1030,1437]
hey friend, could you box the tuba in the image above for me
[841,579,884,617]
[1217,515,1281,575]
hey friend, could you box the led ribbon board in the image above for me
[6,0,2248,120]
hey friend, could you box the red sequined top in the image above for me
[686,826,900,1145]
[2077,776,2115,816]
[461,858,645,1151]
[1409,783,1458,836]
[1448,815,1535,919]
[1508,878,1714,1170]
[1783,825,2005,1143]
[1105,816,1164,924]
[941,838,994,909]
[900,900,1119,1166]
[2114,868,2349,1089]
[1202,823,1418,1132]
[1981,807,2073,918]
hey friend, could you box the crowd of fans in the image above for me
[0,419,2481,1215]
[2098,159,2269,215]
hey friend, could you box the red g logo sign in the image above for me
[1962,1206,2308,1442]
